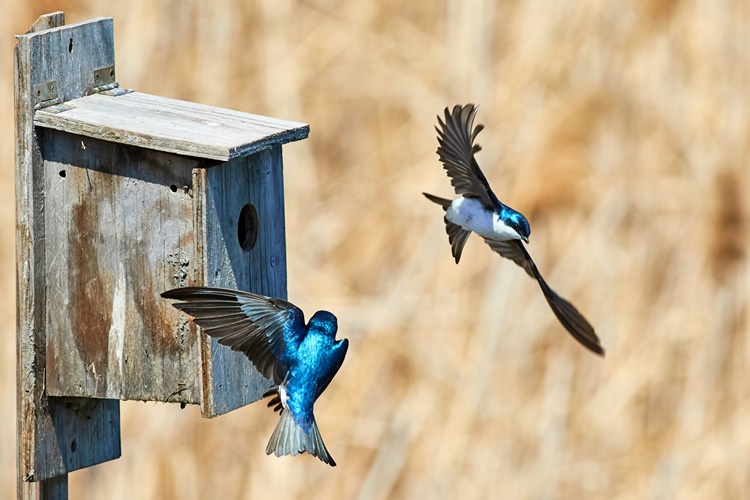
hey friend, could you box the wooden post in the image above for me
[15,13,121,499]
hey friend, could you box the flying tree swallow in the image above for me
[424,104,604,356]
[162,287,349,465]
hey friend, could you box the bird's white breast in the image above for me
[445,197,520,241]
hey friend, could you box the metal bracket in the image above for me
[33,80,61,109]
[92,65,118,93]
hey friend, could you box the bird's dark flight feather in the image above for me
[422,192,452,210]
[161,287,306,381]
[423,193,471,263]
[482,238,605,356]
[446,221,471,264]
[436,104,501,210]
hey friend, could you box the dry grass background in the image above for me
[2,0,749,498]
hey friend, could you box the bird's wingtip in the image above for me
[423,192,453,210]
[161,288,182,299]
[578,332,606,357]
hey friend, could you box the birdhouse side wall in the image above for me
[195,145,288,417]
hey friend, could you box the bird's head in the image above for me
[502,208,531,243]
[309,310,338,336]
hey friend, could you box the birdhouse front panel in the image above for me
[42,129,203,405]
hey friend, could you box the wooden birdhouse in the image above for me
[14,13,307,495]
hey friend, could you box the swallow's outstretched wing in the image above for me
[162,287,306,380]
[482,238,605,356]
[436,104,501,210]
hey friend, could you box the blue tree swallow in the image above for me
[162,287,349,465]
[424,104,604,356]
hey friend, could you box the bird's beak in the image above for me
[522,235,529,244]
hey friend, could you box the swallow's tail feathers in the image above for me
[423,192,452,210]
[266,411,336,467]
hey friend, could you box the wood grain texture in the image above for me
[43,130,202,404]
[24,17,115,104]
[196,146,288,417]
[34,91,310,161]
[27,12,65,34]
[15,16,121,486]
[20,474,67,500]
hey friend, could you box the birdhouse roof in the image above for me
[34,91,309,161]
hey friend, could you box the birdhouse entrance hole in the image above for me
[238,203,259,251]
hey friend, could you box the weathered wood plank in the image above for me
[23,17,115,104]
[20,473,67,500]
[34,92,310,161]
[17,13,70,499]
[196,146,288,417]
[27,12,65,34]
[15,15,121,487]
[43,131,202,404]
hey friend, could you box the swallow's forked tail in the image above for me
[266,410,336,466]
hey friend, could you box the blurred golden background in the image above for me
[3,0,750,498]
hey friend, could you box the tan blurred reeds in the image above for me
[2,1,749,498]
